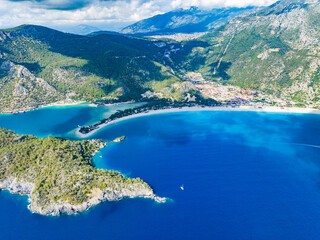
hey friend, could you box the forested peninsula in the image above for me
[0,128,164,216]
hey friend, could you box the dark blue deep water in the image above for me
[0,106,320,240]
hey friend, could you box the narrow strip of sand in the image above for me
[40,101,87,108]
[75,105,320,138]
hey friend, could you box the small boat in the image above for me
[180,185,184,190]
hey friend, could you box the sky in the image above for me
[0,0,278,31]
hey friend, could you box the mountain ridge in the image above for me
[177,0,320,107]
[0,24,197,112]
[1,0,320,112]
[121,6,259,36]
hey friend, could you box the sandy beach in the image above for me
[40,100,87,109]
[0,101,89,114]
[75,105,320,138]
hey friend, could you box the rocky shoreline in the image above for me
[0,130,166,216]
[0,177,166,216]
[0,178,34,196]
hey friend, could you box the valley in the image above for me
[1,0,320,114]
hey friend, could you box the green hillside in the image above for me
[177,0,320,108]
[1,0,320,112]
[0,128,157,215]
[0,25,185,112]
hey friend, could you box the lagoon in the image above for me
[1,105,320,240]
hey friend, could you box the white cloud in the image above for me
[0,0,278,30]
[171,0,278,9]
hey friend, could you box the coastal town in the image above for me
[182,72,296,108]
[3,65,306,115]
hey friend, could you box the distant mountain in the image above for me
[67,24,101,35]
[121,6,259,36]
[177,0,320,107]
[88,30,123,37]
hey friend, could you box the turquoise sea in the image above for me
[0,104,320,240]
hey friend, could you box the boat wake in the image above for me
[292,143,320,149]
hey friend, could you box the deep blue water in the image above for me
[0,106,320,240]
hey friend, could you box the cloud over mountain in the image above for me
[0,0,278,30]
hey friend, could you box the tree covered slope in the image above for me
[0,128,161,215]
[1,0,320,111]
[0,25,185,112]
[180,0,320,107]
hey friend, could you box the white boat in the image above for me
[180,185,184,190]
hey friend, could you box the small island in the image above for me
[0,128,165,216]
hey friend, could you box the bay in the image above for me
[1,106,320,240]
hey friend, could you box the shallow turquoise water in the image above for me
[0,103,141,138]
[0,107,320,240]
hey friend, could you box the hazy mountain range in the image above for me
[67,24,101,35]
[121,6,259,36]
